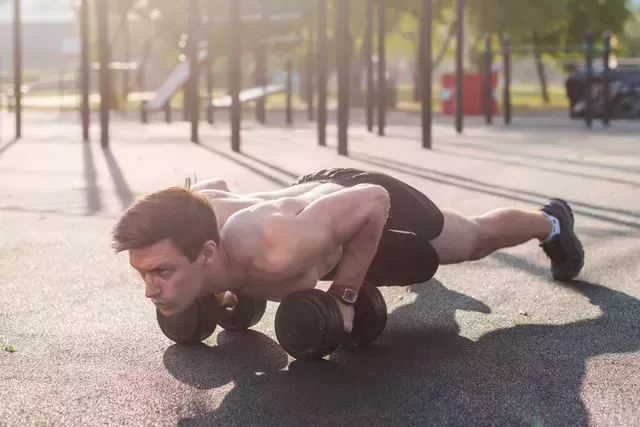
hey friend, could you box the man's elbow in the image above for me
[362,184,391,216]
[350,184,390,224]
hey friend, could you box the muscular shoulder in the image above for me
[219,198,311,274]
[219,205,278,273]
[217,212,261,277]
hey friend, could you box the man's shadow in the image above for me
[164,279,640,426]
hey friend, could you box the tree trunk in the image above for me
[414,21,457,102]
[348,28,370,108]
[533,31,550,104]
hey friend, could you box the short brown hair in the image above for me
[112,187,219,262]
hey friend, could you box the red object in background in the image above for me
[441,72,499,116]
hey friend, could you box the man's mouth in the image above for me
[153,301,170,309]
[155,304,177,317]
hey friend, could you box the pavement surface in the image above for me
[1,109,639,426]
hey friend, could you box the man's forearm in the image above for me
[330,208,387,292]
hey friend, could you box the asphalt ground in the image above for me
[1,109,639,426]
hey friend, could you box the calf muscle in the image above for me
[431,209,553,265]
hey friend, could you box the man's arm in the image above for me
[263,184,390,294]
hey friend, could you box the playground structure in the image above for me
[2,0,422,153]
[139,32,292,126]
[2,0,631,154]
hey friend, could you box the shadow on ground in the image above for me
[197,144,292,187]
[102,148,135,209]
[163,279,640,426]
[0,137,19,157]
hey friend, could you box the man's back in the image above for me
[199,182,353,301]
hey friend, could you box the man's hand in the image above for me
[316,282,355,333]
[215,291,238,309]
[329,294,355,333]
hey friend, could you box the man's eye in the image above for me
[158,269,172,277]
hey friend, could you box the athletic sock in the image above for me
[543,213,561,242]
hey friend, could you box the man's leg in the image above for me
[430,199,584,280]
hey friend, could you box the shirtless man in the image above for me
[112,168,585,332]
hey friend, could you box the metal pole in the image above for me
[377,0,386,136]
[584,31,595,128]
[59,70,65,114]
[123,13,131,100]
[365,0,374,132]
[256,2,267,124]
[306,1,315,122]
[336,0,350,155]
[230,0,242,152]
[187,0,201,143]
[286,58,293,125]
[532,31,549,104]
[13,0,22,139]
[97,0,110,149]
[420,0,432,149]
[206,14,214,125]
[182,37,189,121]
[455,0,465,134]
[602,31,612,127]
[316,0,328,146]
[484,33,493,125]
[80,0,90,142]
[502,33,512,126]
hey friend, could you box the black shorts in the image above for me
[292,168,444,286]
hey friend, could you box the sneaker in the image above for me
[540,199,585,281]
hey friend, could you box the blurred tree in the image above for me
[471,0,634,51]
[86,0,637,96]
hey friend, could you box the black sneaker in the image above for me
[539,199,585,281]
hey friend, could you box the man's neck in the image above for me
[203,245,241,294]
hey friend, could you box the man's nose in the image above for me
[144,275,161,299]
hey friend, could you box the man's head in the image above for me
[112,187,220,316]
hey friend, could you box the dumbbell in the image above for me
[217,295,267,332]
[274,282,387,361]
[156,294,267,344]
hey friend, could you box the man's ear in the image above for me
[200,240,218,265]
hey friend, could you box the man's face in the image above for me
[129,239,206,316]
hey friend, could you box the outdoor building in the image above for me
[0,0,78,72]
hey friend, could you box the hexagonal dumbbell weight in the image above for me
[156,295,220,345]
[156,294,267,344]
[274,282,387,361]
[217,295,267,332]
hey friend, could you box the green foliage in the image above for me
[471,0,633,47]
[101,0,636,69]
